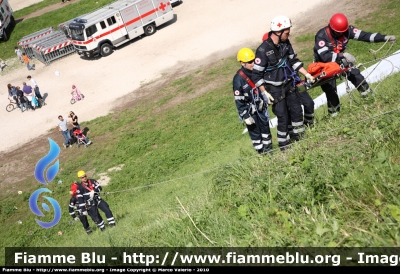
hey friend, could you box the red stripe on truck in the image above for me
[72,2,170,46]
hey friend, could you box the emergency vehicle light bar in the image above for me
[73,18,87,23]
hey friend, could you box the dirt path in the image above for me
[9,0,43,12]
[15,0,81,21]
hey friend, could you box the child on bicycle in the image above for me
[71,84,84,101]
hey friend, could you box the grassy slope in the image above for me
[0,0,400,265]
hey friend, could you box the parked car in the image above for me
[0,0,15,41]
[170,0,182,7]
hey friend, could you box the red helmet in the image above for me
[329,13,349,33]
[262,32,269,41]
[70,182,79,196]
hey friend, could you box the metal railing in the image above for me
[17,29,76,65]
[31,31,76,65]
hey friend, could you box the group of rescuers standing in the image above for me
[68,13,396,234]
[233,13,396,154]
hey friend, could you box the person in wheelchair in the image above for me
[73,127,92,147]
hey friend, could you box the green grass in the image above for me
[1,0,400,266]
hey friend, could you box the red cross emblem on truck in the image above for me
[159,2,167,11]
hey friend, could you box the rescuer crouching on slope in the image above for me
[313,13,396,117]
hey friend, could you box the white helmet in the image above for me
[270,15,292,32]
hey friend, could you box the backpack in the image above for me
[31,96,39,107]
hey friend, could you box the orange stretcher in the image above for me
[297,62,352,92]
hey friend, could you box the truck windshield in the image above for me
[70,29,85,41]
[69,23,86,41]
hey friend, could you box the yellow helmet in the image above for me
[237,48,255,63]
[77,170,86,178]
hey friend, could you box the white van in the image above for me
[0,0,15,41]
[69,0,175,58]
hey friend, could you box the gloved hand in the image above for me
[82,211,88,216]
[89,190,94,199]
[262,91,274,105]
[385,35,396,43]
[244,117,255,125]
[74,217,79,221]
[343,52,356,64]
[305,73,315,83]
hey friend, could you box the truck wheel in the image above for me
[100,43,113,57]
[3,31,8,41]
[144,24,156,36]
[11,16,16,27]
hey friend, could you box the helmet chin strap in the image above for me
[272,31,284,43]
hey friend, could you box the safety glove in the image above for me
[343,52,356,64]
[244,117,255,125]
[262,91,274,105]
[305,73,315,83]
[385,35,396,43]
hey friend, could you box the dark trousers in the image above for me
[79,215,90,230]
[322,68,369,115]
[12,95,20,108]
[321,79,340,115]
[287,91,315,138]
[34,86,43,99]
[87,206,105,229]
[269,84,304,149]
[97,200,115,225]
[246,112,272,154]
[347,67,369,92]
[299,91,315,127]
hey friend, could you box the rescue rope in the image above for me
[103,105,400,195]
[103,44,400,196]
[342,42,398,105]
[263,105,400,153]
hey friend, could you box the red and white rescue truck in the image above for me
[69,0,174,58]
[0,0,15,41]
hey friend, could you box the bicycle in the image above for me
[70,91,85,104]
[6,98,20,112]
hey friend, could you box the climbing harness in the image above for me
[237,70,269,123]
